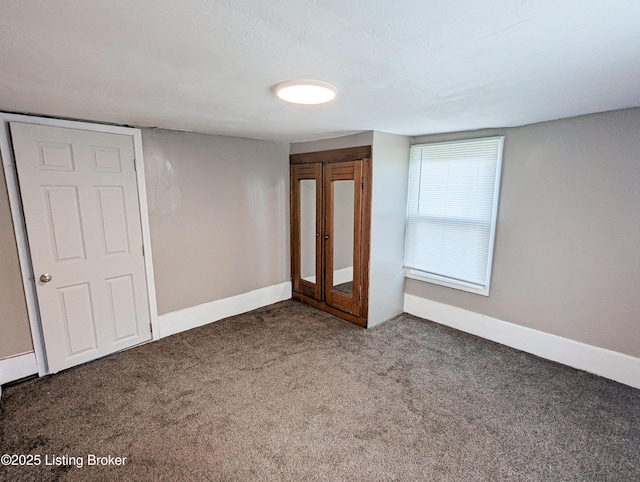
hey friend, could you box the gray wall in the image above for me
[142,129,290,315]
[0,165,33,359]
[406,108,640,358]
[368,131,410,327]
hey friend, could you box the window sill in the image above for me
[405,269,490,296]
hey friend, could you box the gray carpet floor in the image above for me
[1,300,638,481]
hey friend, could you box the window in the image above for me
[405,136,504,295]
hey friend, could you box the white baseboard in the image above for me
[158,281,292,338]
[404,294,640,390]
[333,266,353,285]
[0,352,38,386]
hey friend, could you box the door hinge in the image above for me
[142,244,145,257]
[133,159,137,171]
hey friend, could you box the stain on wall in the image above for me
[144,147,183,234]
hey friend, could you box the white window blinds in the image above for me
[405,136,504,295]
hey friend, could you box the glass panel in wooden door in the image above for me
[300,179,317,283]
[332,180,355,297]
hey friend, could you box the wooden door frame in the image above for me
[0,113,159,376]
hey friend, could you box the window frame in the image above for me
[404,136,504,296]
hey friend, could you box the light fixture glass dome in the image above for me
[275,80,337,105]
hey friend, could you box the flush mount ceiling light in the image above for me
[275,80,337,105]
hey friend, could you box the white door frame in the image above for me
[0,113,160,376]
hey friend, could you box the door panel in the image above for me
[291,163,322,301]
[10,122,152,373]
[323,161,363,316]
[107,274,140,340]
[37,141,74,170]
[59,282,98,356]
[44,186,86,260]
[97,186,130,255]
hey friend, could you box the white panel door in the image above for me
[10,122,152,373]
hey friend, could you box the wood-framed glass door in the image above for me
[323,160,363,316]
[290,163,322,301]
[290,145,371,327]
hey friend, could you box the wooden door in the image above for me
[323,160,363,317]
[10,122,152,373]
[290,145,371,327]
[290,163,322,301]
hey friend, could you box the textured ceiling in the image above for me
[1,0,639,142]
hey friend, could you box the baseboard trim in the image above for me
[0,352,38,386]
[302,266,353,285]
[333,266,354,285]
[404,294,640,390]
[158,281,292,338]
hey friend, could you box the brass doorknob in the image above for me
[39,273,52,283]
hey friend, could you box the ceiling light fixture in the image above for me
[275,80,337,105]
